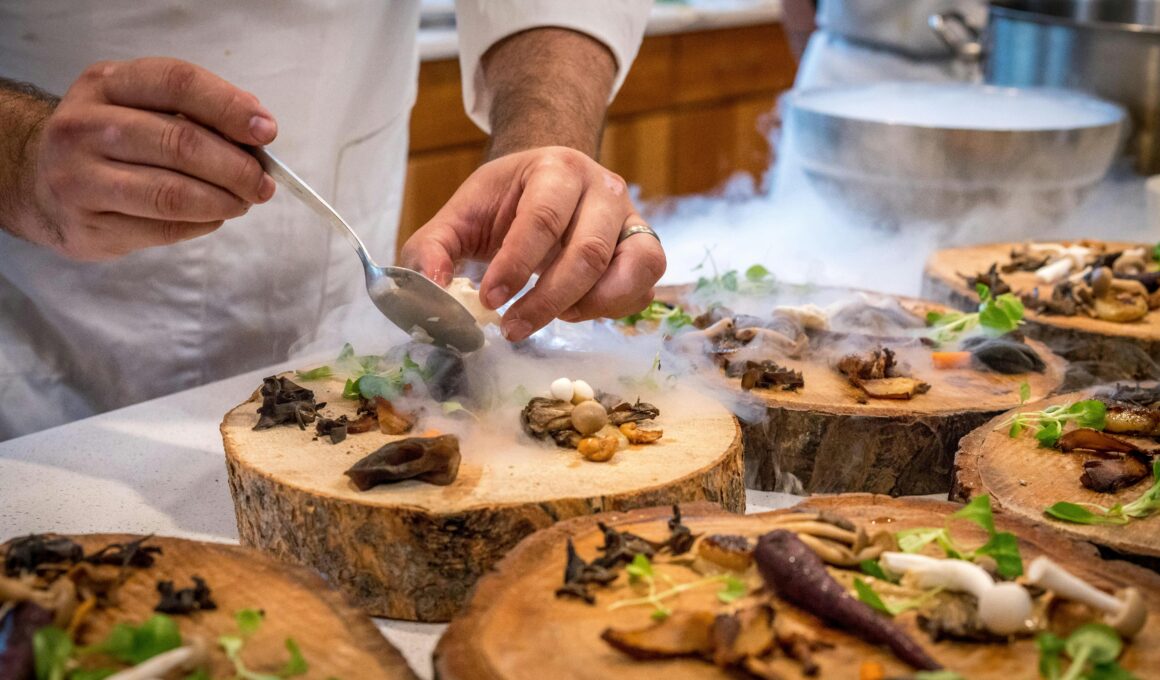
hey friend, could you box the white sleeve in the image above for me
[453,0,652,133]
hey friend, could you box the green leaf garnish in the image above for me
[618,300,694,329]
[858,559,894,583]
[1037,624,1135,680]
[279,639,308,677]
[33,626,72,680]
[1001,399,1107,448]
[896,495,1023,578]
[853,578,941,616]
[626,553,653,582]
[745,264,771,282]
[85,614,182,665]
[294,365,333,381]
[716,576,748,604]
[927,283,1024,346]
[1045,461,1160,526]
[853,577,891,615]
[1020,381,1032,405]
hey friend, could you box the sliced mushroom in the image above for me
[712,604,777,667]
[344,434,461,489]
[601,610,717,660]
[697,534,753,571]
[619,421,663,444]
[608,400,661,426]
[578,435,619,462]
[858,377,931,400]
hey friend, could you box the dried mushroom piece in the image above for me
[727,360,804,392]
[961,263,1012,296]
[1081,457,1150,493]
[84,536,162,569]
[154,575,217,615]
[837,348,930,401]
[698,534,753,572]
[593,522,659,569]
[344,434,461,490]
[620,422,663,444]
[711,604,777,668]
[661,505,698,556]
[4,535,84,577]
[554,538,618,604]
[253,376,320,431]
[608,400,661,426]
[372,396,415,435]
[315,416,349,444]
[520,398,575,440]
[601,610,717,660]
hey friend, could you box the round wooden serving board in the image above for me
[434,496,1160,680]
[1,534,415,679]
[654,285,1066,496]
[222,376,744,622]
[954,388,1160,562]
[923,241,1160,383]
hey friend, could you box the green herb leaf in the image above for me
[185,670,212,680]
[1037,632,1066,680]
[33,626,72,680]
[626,553,653,582]
[1121,460,1160,519]
[721,270,739,292]
[649,609,671,621]
[716,576,748,604]
[1065,624,1123,667]
[853,578,892,615]
[859,559,893,582]
[1153,242,1160,263]
[294,365,333,381]
[279,638,309,677]
[951,495,996,534]
[1044,502,1130,526]
[236,608,265,636]
[86,614,182,665]
[974,531,1024,579]
[1020,381,1032,405]
[745,264,771,282]
[896,527,950,554]
[341,378,360,401]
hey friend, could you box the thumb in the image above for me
[400,230,456,287]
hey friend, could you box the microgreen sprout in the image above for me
[926,283,1024,346]
[1000,399,1107,448]
[608,554,748,620]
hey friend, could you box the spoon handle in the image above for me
[252,147,377,269]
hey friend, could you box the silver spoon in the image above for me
[253,147,484,353]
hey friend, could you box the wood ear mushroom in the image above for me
[344,434,461,489]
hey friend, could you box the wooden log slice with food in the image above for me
[649,284,1066,495]
[435,495,1160,680]
[955,384,1160,563]
[222,375,744,622]
[923,241,1160,385]
[0,533,415,679]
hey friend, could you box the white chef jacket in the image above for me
[0,0,650,441]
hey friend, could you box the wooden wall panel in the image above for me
[398,22,797,253]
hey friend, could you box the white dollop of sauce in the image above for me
[447,277,502,327]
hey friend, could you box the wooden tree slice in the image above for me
[435,495,1160,680]
[923,241,1160,384]
[222,377,744,622]
[1,534,415,679]
[954,388,1160,562]
[654,285,1066,495]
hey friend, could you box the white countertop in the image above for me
[418,0,782,61]
[0,358,802,679]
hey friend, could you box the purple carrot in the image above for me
[755,529,942,671]
[0,602,55,680]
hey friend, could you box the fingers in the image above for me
[56,214,223,262]
[94,108,273,205]
[479,159,584,311]
[81,57,277,146]
[399,222,461,287]
[499,188,624,340]
[87,161,251,222]
[560,224,667,321]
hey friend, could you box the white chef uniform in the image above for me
[0,0,650,441]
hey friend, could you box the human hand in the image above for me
[401,146,666,342]
[26,57,277,260]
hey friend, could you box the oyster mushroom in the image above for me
[1113,248,1149,277]
[344,434,461,489]
[669,318,735,353]
[608,400,661,426]
[521,398,575,438]
[1026,556,1148,638]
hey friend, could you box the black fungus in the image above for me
[3,535,83,577]
[727,360,805,392]
[962,336,1045,374]
[554,538,619,604]
[253,376,319,430]
[315,416,349,444]
[84,535,162,568]
[344,434,461,489]
[592,522,659,569]
[661,505,697,555]
[155,575,217,615]
[961,264,1011,296]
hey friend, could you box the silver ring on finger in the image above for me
[617,223,660,245]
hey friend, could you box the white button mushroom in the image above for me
[550,377,574,402]
[880,552,1032,635]
[571,379,595,404]
[1026,556,1148,638]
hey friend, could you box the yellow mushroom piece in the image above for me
[619,421,663,444]
[579,435,619,462]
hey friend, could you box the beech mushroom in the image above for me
[1113,248,1148,277]
[1026,556,1148,638]
[570,400,608,436]
[880,552,1032,635]
[106,639,207,680]
[1090,266,1114,298]
[1035,246,1092,284]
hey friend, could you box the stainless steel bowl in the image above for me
[783,82,1125,226]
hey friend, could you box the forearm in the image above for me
[0,78,57,240]
[481,27,617,160]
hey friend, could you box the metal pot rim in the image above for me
[787,82,1125,134]
[990,1,1160,35]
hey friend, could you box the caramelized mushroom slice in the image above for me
[1081,457,1150,493]
[858,378,931,400]
[344,435,460,489]
[1058,428,1140,455]
[620,422,663,445]
[601,610,717,660]
[712,604,777,667]
[697,534,753,571]
[372,397,415,435]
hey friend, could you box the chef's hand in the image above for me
[21,57,276,260]
[401,146,665,342]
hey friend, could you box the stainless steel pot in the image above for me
[783,82,1125,227]
[818,0,988,58]
[937,1,1160,173]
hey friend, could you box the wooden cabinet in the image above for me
[398,22,797,253]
